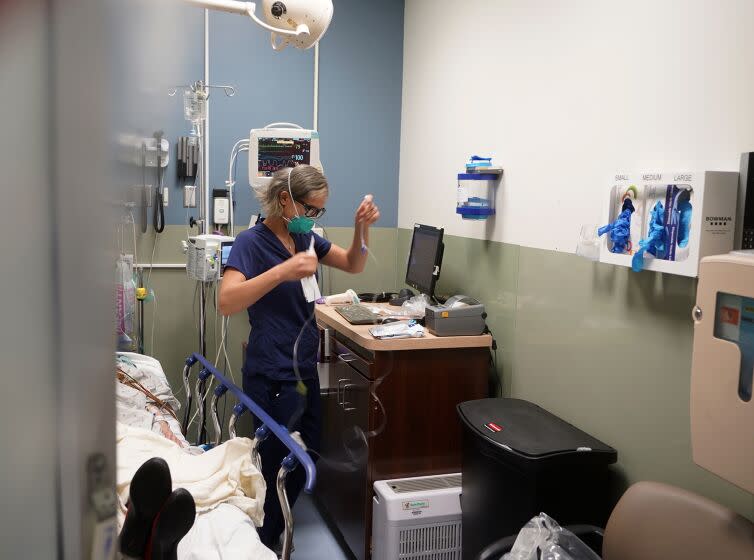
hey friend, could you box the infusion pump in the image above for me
[184,234,234,282]
[249,126,321,188]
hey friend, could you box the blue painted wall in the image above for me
[196,0,404,228]
[315,0,404,228]
[113,9,204,228]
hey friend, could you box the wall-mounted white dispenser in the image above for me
[599,171,738,277]
[691,252,754,493]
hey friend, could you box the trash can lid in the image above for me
[458,398,617,462]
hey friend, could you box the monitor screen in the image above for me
[257,137,311,178]
[220,242,233,271]
[405,224,444,296]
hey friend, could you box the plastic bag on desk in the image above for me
[401,293,432,317]
[503,513,600,560]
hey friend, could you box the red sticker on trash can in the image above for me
[485,422,503,432]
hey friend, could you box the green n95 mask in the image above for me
[284,167,315,234]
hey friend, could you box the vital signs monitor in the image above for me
[249,126,322,188]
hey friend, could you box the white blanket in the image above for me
[177,504,277,560]
[116,423,266,526]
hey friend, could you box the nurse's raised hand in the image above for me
[279,251,318,281]
[355,194,380,226]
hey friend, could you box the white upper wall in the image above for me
[399,0,754,251]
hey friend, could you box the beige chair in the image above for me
[603,481,754,560]
[477,480,754,560]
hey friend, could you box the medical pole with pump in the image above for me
[193,10,237,443]
[201,7,210,355]
[170,19,236,445]
[198,8,211,444]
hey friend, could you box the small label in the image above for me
[90,518,117,560]
[485,422,503,433]
[615,174,630,181]
[720,306,740,326]
[403,500,429,510]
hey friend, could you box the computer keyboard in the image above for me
[334,304,380,325]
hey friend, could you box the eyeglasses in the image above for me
[296,200,326,219]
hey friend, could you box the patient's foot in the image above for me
[145,488,196,560]
[119,457,172,557]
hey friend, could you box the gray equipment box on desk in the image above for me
[426,295,486,336]
[457,398,617,560]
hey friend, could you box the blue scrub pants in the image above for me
[243,374,321,548]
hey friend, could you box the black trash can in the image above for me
[457,398,617,560]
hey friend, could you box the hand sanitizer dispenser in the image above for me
[691,252,754,493]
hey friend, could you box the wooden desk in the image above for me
[315,303,493,351]
[314,304,492,560]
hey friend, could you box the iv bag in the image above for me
[116,255,136,348]
[183,89,207,124]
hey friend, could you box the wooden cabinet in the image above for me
[318,351,371,559]
[315,329,490,560]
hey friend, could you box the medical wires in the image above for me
[144,228,161,356]
[186,276,237,442]
[286,266,396,475]
[226,138,249,234]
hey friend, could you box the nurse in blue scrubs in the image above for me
[219,164,379,549]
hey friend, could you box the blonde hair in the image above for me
[254,165,329,217]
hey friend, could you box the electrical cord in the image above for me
[150,292,158,357]
[153,182,165,233]
[212,281,219,360]
[484,325,501,397]
[141,145,149,233]
[226,139,249,234]
[186,378,214,432]
[153,134,166,233]
[319,224,332,295]
[221,317,235,384]
[129,211,138,268]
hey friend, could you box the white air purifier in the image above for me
[372,473,462,560]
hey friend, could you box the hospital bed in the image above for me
[182,352,317,560]
[115,352,316,560]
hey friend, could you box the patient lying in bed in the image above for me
[115,352,277,560]
[116,353,190,447]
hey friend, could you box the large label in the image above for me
[715,292,754,401]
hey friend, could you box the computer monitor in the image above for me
[220,241,234,274]
[405,224,444,297]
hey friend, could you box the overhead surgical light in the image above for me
[185,0,334,50]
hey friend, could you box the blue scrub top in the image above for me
[225,223,331,381]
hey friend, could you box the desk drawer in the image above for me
[333,339,372,379]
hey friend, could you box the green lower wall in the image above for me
[396,228,754,521]
[130,225,398,439]
[128,225,753,519]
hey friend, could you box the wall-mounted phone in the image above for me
[142,132,169,233]
[213,188,229,226]
[142,137,170,168]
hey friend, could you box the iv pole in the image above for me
[169,10,236,444]
[199,8,210,444]
[203,9,211,241]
